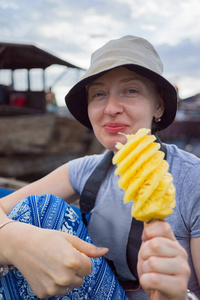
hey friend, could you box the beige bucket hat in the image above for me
[65,35,177,131]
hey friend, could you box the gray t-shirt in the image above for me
[68,143,200,299]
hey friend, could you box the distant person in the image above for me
[45,87,57,109]
[0,35,199,300]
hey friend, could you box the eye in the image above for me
[93,91,105,98]
[123,87,139,97]
[127,88,138,94]
[88,89,106,102]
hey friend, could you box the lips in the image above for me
[104,123,128,133]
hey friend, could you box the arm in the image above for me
[0,163,108,298]
[0,163,77,214]
[191,237,200,286]
[137,221,191,300]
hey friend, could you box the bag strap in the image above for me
[156,135,167,160]
[126,218,143,280]
[80,151,114,226]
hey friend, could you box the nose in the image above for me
[104,93,123,116]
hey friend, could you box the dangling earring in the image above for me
[154,117,161,122]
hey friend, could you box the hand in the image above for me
[1,222,108,299]
[137,221,190,300]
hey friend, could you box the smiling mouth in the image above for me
[104,123,128,133]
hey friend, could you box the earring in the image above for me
[154,117,161,122]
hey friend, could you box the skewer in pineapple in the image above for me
[112,128,176,222]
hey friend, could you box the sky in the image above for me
[0,0,200,106]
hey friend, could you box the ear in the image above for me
[154,95,164,119]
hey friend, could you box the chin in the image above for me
[102,137,124,152]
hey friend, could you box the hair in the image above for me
[151,86,164,134]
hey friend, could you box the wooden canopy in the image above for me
[0,42,82,70]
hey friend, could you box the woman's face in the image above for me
[87,67,164,152]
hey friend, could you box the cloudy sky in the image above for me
[0,0,200,105]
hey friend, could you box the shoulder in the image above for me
[67,152,110,195]
[165,143,200,236]
[68,152,107,172]
[164,143,200,174]
[165,143,200,194]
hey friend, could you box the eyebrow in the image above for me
[87,82,104,89]
[120,77,139,83]
[87,77,140,89]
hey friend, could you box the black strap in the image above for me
[80,151,113,225]
[156,135,167,160]
[126,218,143,280]
[118,278,140,291]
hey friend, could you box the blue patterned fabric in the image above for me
[0,194,127,300]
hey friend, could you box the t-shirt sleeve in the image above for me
[68,154,104,196]
[180,163,200,238]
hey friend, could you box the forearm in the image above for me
[0,178,61,214]
[0,164,77,214]
[0,208,19,265]
[0,201,21,266]
[0,207,34,266]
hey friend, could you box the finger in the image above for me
[59,243,92,278]
[75,252,93,277]
[56,286,73,297]
[140,237,182,260]
[41,264,85,297]
[65,234,109,257]
[137,254,144,279]
[139,272,188,299]
[56,276,84,296]
[142,221,176,242]
[55,270,85,290]
[43,275,84,298]
[141,256,189,275]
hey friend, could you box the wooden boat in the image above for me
[0,42,104,181]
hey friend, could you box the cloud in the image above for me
[158,39,200,76]
[0,0,199,101]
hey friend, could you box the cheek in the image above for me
[128,101,153,120]
[130,100,155,127]
[144,97,158,116]
[88,102,102,123]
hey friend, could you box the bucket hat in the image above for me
[65,35,177,131]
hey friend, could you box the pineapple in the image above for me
[113,128,176,222]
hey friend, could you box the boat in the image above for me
[0,42,104,182]
[0,41,85,115]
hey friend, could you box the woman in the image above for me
[0,35,199,299]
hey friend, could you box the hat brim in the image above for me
[65,64,177,131]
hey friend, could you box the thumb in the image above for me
[66,234,109,258]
